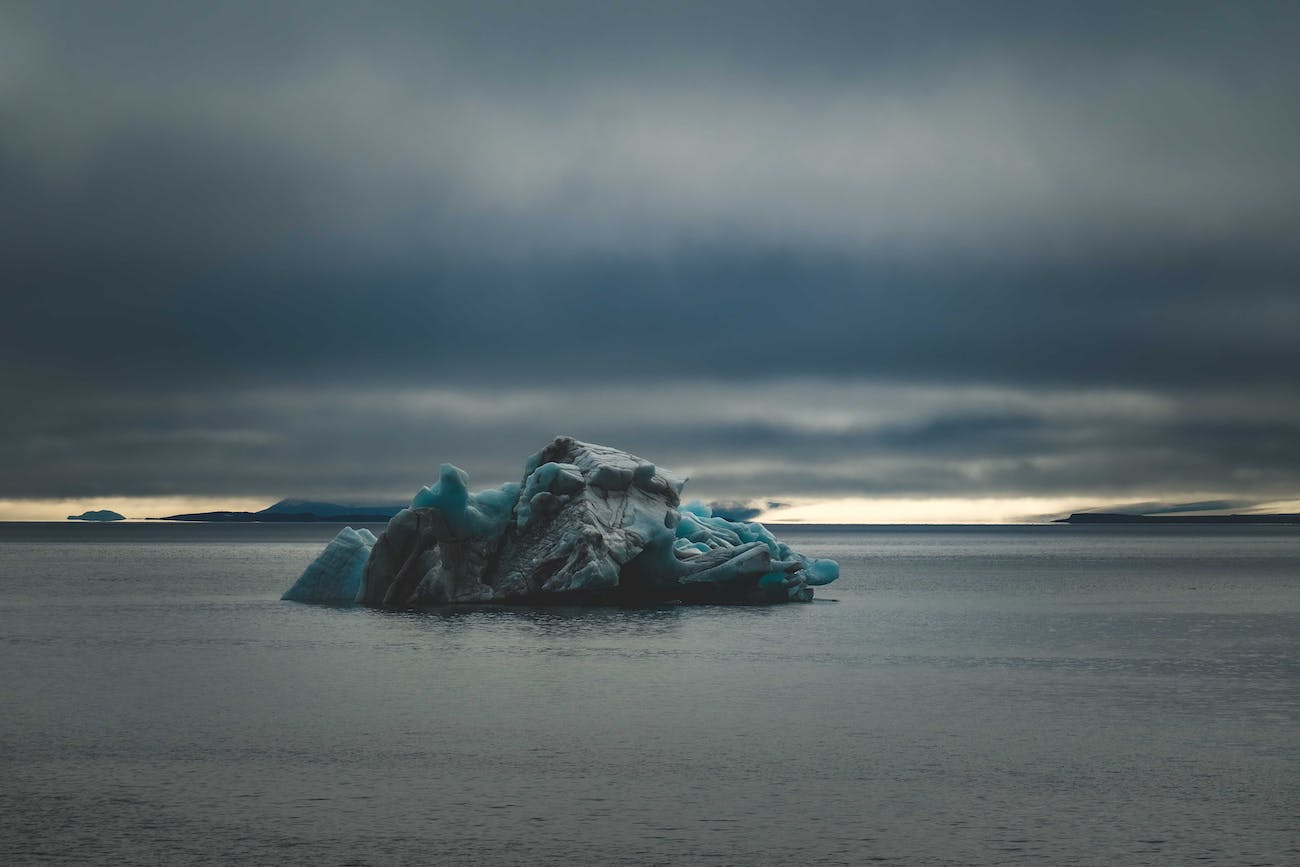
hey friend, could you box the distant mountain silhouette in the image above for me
[258,499,405,518]
[1056,512,1300,525]
[155,499,405,523]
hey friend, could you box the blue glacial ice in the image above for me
[283,437,839,607]
[281,526,377,604]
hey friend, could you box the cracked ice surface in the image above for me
[283,437,839,607]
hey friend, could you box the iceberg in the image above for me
[281,526,377,604]
[282,437,839,607]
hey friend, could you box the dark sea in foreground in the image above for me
[1,523,1296,865]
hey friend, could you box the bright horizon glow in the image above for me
[758,496,1099,525]
[0,497,275,522]
[5,493,1296,524]
[759,495,1300,524]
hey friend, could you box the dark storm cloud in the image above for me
[6,381,1299,508]
[707,503,765,522]
[2,1,1298,506]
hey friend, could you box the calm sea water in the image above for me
[1,523,1297,865]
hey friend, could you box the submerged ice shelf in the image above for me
[283,437,839,607]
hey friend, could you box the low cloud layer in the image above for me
[6,380,1298,516]
[2,2,1297,517]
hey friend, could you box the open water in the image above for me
[1,523,1297,865]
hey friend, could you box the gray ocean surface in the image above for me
[1,523,1297,866]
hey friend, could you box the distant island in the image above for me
[1056,512,1300,525]
[68,509,125,522]
[154,499,405,523]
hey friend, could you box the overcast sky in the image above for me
[3,0,1298,521]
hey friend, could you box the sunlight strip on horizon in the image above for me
[4,494,1292,525]
[0,497,275,522]
[762,496,1121,525]
[1,495,1087,524]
